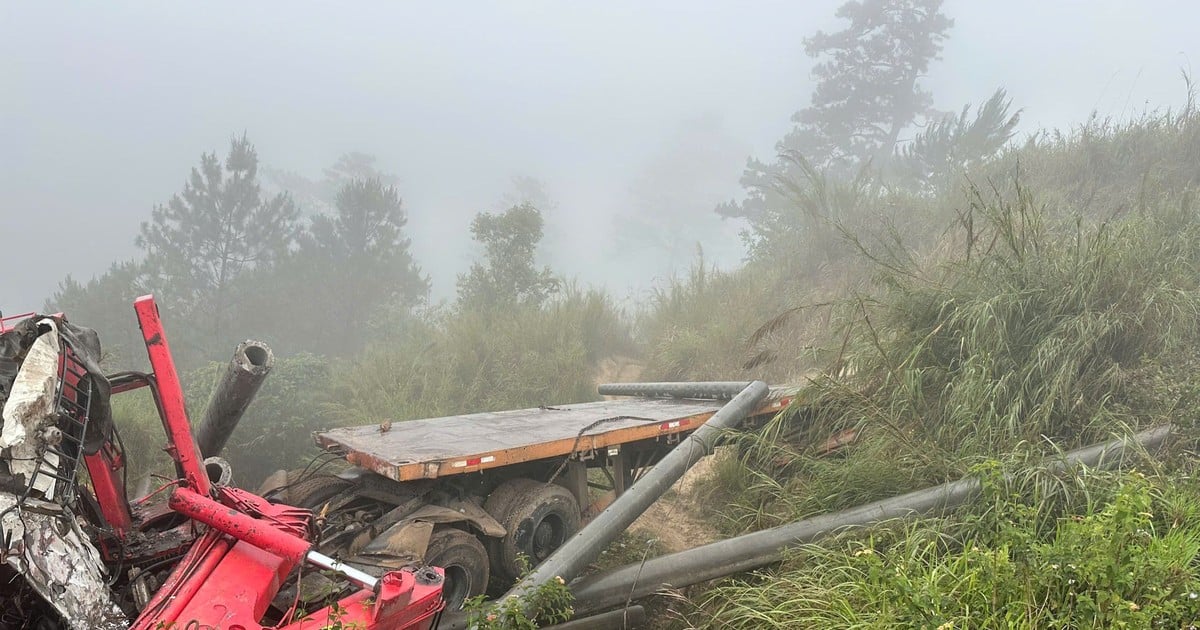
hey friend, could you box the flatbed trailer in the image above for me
[280,388,792,609]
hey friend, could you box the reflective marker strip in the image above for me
[452,455,496,468]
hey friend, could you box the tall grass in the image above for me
[674,101,1200,628]
[689,467,1200,629]
[327,286,634,425]
[714,186,1200,532]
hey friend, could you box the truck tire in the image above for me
[286,474,352,509]
[484,478,581,588]
[424,527,489,611]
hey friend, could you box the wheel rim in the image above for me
[531,514,565,561]
[441,563,472,610]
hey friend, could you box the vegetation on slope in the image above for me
[670,102,1200,627]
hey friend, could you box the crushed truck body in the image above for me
[0,299,445,629]
[0,315,126,629]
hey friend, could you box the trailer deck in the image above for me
[315,392,792,482]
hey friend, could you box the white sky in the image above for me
[2,1,1197,313]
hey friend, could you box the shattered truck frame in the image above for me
[272,384,791,610]
[0,296,444,629]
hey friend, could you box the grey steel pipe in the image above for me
[196,340,273,459]
[541,605,645,629]
[598,381,753,400]
[436,605,645,630]
[502,381,769,605]
[568,424,1172,616]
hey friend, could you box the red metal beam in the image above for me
[133,295,210,496]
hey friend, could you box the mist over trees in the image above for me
[720,0,1019,269]
[457,203,559,310]
[137,135,301,350]
[39,0,1200,509]
[612,115,747,278]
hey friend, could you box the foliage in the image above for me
[716,184,1200,533]
[675,100,1200,627]
[739,152,881,269]
[264,152,400,219]
[187,353,335,486]
[465,573,574,630]
[107,353,335,489]
[46,260,148,368]
[328,286,633,426]
[108,386,174,485]
[979,88,1200,221]
[724,0,955,224]
[894,88,1022,189]
[637,258,811,384]
[798,0,953,171]
[692,469,1200,629]
[137,135,300,353]
[458,203,559,310]
[237,177,429,357]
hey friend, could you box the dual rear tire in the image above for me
[428,479,581,605]
[484,478,582,591]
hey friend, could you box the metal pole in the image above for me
[598,381,753,399]
[568,424,1172,615]
[540,605,645,629]
[436,605,645,630]
[501,381,770,604]
[196,340,273,458]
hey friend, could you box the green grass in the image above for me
[660,102,1200,628]
[687,468,1200,629]
[326,284,634,425]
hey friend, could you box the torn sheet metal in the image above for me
[1,319,63,499]
[1,495,127,629]
[0,319,126,629]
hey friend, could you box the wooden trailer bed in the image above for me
[315,391,792,482]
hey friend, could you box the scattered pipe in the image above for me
[195,340,273,459]
[541,605,645,629]
[598,381,753,400]
[567,424,1172,616]
[500,381,770,605]
[436,605,645,630]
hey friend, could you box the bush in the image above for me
[327,287,634,425]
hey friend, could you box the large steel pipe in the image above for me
[501,380,770,605]
[541,605,645,629]
[568,424,1172,615]
[598,381,753,400]
[195,340,273,458]
[436,605,645,630]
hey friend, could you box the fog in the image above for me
[2,1,1198,313]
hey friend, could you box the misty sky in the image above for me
[3,1,1198,314]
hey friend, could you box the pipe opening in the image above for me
[204,457,233,487]
[243,344,270,367]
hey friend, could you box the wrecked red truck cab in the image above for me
[0,296,444,629]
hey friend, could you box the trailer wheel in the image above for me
[284,474,352,509]
[485,478,581,587]
[424,527,489,610]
